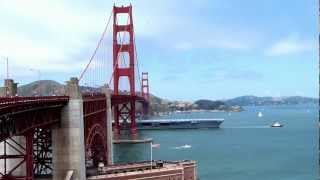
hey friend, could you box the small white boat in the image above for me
[258,112,263,117]
[271,122,283,128]
[173,144,192,149]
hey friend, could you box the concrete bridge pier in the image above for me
[0,79,17,96]
[52,77,86,180]
[102,85,114,165]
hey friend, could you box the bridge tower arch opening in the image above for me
[86,124,108,167]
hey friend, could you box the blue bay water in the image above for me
[114,104,318,180]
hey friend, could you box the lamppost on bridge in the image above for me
[1,56,9,79]
[29,68,42,96]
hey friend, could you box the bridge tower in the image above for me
[141,72,150,119]
[141,72,149,100]
[113,5,137,134]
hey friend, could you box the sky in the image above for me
[0,0,317,101]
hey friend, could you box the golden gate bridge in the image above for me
[0,5,151,179]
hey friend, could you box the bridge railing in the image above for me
[82,93,105,98]
[0,96,69,106]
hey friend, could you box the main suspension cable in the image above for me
[79,9,113,81]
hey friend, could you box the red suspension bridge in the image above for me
[0,5,150,180]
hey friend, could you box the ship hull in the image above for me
[137,119,224,130]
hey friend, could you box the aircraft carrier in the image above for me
[137,118,224,130]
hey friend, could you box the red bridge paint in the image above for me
[113,5,138,134]
[83,94,109,167]
[0,96,69,141]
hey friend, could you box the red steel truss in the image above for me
[33,128,52,177]
[0,96,68,179]
[0,94,111,179]
[0,132,33,180]
[83,94,108,167]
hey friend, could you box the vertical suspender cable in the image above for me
[79,9,113,82]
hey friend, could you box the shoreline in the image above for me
[152,109,243,117]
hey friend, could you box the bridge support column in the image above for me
[142,103,149,119]
[102,86,114,165]
[113,106,120,135]
[52,77,86,180]
[130,100,137,134]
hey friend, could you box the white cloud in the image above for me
[0,0,110,80]
[266,35,314,56]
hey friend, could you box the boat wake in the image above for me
[226,126,270,129]
[172,144,192,149]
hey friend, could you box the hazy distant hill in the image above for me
[18,80,65,96]
[16,80,165,105]
[13,81,318,115]
[225,95,317,106]
[18,80,108,96]
[194,100,225,110]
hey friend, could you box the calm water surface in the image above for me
[114,105,318,180]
